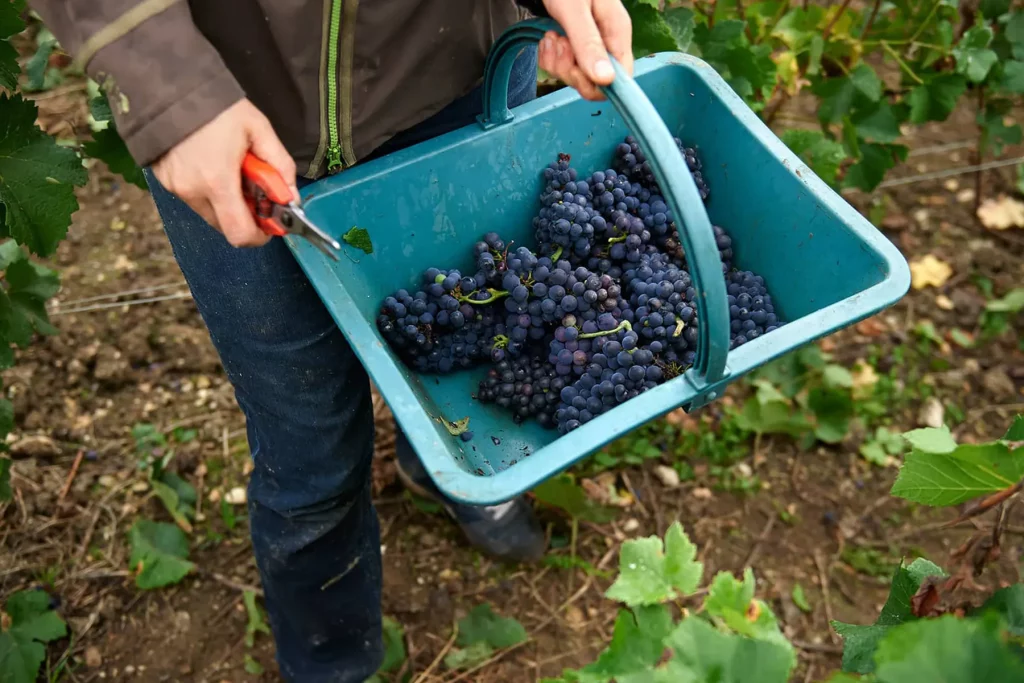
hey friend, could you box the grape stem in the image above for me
[607,234,628,245]
[549,246,563,262]
[491,334,509,350]
[673,320,686,338]
[578,320,632,340]
[458,288,509,305]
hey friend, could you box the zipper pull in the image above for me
[327,146,343,174]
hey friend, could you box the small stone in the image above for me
[935,294,954,311]
[652,465,680,488]
[10,435,60,459]
[982,368,1016,399]
[912,208,929,225]
[207,488,222,503]
[735,462,753,478]
[565,605,586,630]
[98,474,116,488]
[943,179,959,192]
[131,481,149,493]
[692,487,713,500]
[918,397,945,429]
[224,486,247,505]
[622,518,640,533]
[956,188,976,204]
[124,665,135,675]
[85,647,102,668]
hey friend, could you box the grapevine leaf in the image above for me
[1009,11,1024,59]
[953,24,998,83]
[0,398,12,439]
[975,585,1024,636]
[873,613,1024,682]
[89,95,113,123]
[902,426,956,453]
[0,456,9,503]
[623,0,677,57]
[808,386,853,444]
[533,473,617,523]
[851,101,903,143]
[127,518,195,589]
[823,365,854,388]
[0,1,25,91]
[379,617,407,673]
[996,60,1024,93]
[812,64,883,124]
[772,6,827,52]
[23,39,55,93]
[661,617,794,683]
[663,7,696,52]
[704,568,793,662]
[977,98,1023,155]
[456,603,527,650]
[843,143,908,193]
[791,583,811,613]
[82,127,147,190]
[580,605,673,680]
[243,655,264,676]
[980,0,1012,19]
[779,129,846,187]
[605,522,703,606]
[342,226,373,254]
[1004,416,1024,441]
[907,73,967,123]
[0,589,67,683]
[890,443,1024,507]
[0,94,88,256]
[985,288,1024,313]
[832,558,945,674]
[444,641,493,670]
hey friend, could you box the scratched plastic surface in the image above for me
[287,22,910,505]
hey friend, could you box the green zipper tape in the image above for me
[325,0,343,173]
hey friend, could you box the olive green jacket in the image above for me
[29,0,533,178]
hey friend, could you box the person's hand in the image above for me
[152,99,298,248]
[538,0,633,101]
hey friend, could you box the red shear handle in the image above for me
[242,152,294,237]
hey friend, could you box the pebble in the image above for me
[918,397,945,429]
[224,486,247,505]
[652,464,680,488]
[692,487,713,500]
[622,518,640,533]
[85,646,102,668]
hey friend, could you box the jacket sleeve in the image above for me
[27,0,246,167]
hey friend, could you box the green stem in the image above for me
[906,0,942,53]
[458,288,509,305]
[673,320,686,338]
[578,320,632,340]
[882,42,924,85]
[549,246,563,262]
[608,234,628,245]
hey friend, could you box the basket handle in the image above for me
[479,18,730,387]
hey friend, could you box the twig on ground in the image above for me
[742,516,777,569]
[442,639,531,683]
[814,551,840,645]
[620,472,649,519]
[56,450,85,506]
[208,571,264,597]
[794,640,843,654]
[413,623,458,683]
[76,508,103,561]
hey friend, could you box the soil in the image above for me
[1,81,1023,682]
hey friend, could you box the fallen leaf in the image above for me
[342,226,374,253]
[909,254,953,289]
[977,194,1024,230]
[439,416,470,436]
[855,316,888,337]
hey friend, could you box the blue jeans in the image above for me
[146,48,537,683]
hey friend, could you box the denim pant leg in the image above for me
[146,171,382,683]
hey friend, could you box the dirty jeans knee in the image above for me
[146,169,383,682]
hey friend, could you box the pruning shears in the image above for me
[241,152,341,261]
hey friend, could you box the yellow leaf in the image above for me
[977,195,1024,230]
[909,254,953,289]
[851,361,879,400]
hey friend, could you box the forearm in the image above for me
[27,0,244,166]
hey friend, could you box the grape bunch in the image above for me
[614,134,710,201]
[375,137,787,436]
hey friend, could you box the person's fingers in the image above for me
[568,64,604,101]
[547,35,605,101]
[538,33,556,74]
[208,175,272,248]
[550,35,577,82]
[593,0,633,76]
[551,1,615,86]
[247,109,299,202]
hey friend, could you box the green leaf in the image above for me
[902,426,956,454]
[976,585,1024,636]
[780,129,847,187]
[444,641,493,671]
[808,386,853,443]
[791,583,811,613]
[873,613,1024,681]
[832,558,946,674]
[624,0,677,57]
[981,0,1012,19]
[0,94,88,257]
[953,24,998,83]
[150,479,194,533]
[533,473,618,523]
[1005,416,1024,441]
[703,568,793,661]
[891,443,1024,506]
[23,40,55,93]
[860,441,890,466]
[995,60,1024,93]
[0,456,10,502]
[127,519,195,589]
[379,616,407,673]
[978,98,1023,155]
[342,226,373,254]
[82,127,147,190]
[0,1,26,91]
[823,365,854,388]
[813,65,883,124]
[851,101,904,143]
[661,617,794,683]
[605,522,703,607]
[907,73,968,123]
[0,248,61,354]
[457,603,527,650]
[89,95,113,124]
[0,589,68,683]
[243,590,270,647]
[243,654,264,675]
[441,415,470,436]
[1008,11,1024,59]
[581,605,674,681]
[0,398,12,440]
[843,143,908,193]
[985,288,1024,313]
[663,7,696,52]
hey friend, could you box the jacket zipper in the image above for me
[325,0,344,173]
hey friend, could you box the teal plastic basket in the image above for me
[287,19,910,505]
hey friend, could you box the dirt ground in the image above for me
[1,85,1023,682]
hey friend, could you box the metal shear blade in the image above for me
[272,202,342,261]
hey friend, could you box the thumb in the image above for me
[551,2,615,86]
[246,109,300,202]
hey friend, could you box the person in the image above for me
[29,1,633,680]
